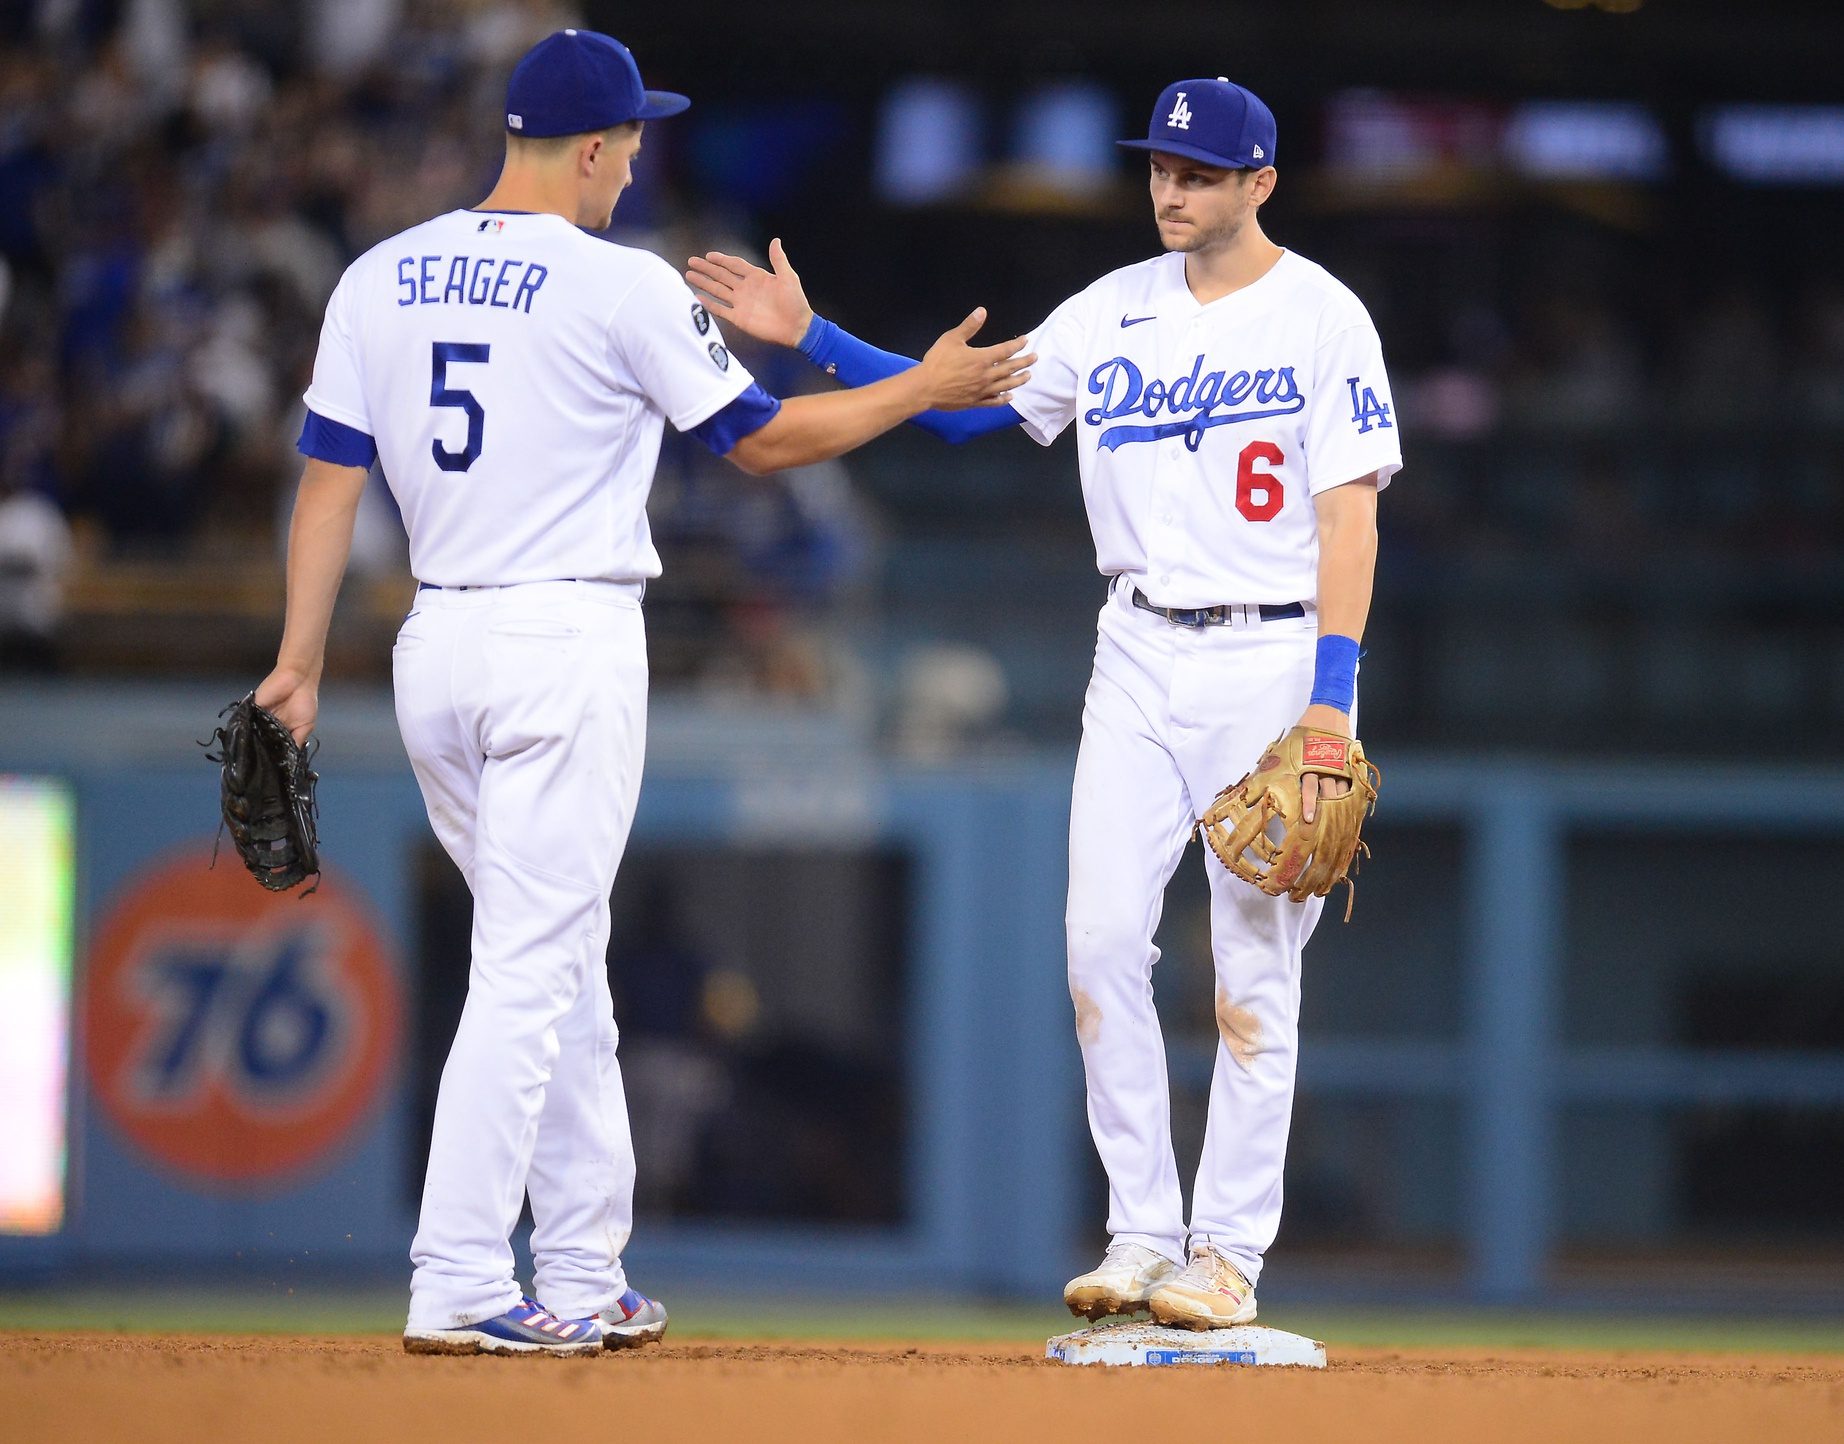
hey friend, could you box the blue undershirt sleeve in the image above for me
[799,316,1022,444]
[688,381,783,455]
[297,409,377,468]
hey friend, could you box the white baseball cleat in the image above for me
[596,1286,668,1349]
[1063,1242,1182,1321]
[1146,1243,1258,1329]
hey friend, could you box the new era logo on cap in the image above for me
[508,113,523,129]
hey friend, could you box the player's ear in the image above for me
[1249,166,1277,206]
[581,133,605,175]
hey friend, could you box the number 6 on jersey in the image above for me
[431,341,490,472]
[1235,440,1284,522]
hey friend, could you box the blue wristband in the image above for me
[1309,634,1361,713]
[797,314,839,368]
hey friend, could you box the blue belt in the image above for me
[1131,588,1305,628]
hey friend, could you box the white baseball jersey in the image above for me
[1009,249,1401,608]
[304,210,753,586]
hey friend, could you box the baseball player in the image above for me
[688,78,1400,1328]
[252,30,1030,1356]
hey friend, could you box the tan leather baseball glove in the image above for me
[1197,726,1380,919]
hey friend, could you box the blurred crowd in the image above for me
[1378,273,1844,588]
[1,0,564,563]
[0,0,876,704]
[4,0,1843,744]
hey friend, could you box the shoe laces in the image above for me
[1101,1241,1164,1270]
[1177,1245,1251,1297]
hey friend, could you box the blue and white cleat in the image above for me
[596,1286,669,1349]
[403,1296,605,1356]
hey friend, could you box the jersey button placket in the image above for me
[1152,317,1195,602]
[1136,316,1176,598]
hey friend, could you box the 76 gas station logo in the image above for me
[84,852,400,1186]
[120,926,354,1113]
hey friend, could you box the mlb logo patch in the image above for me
[477,218,505,234]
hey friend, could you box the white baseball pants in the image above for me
[1066,581,1327,1285]
[393,579,648,1330]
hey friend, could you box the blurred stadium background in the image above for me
[2,0,1842,1334]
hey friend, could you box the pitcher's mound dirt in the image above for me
[3,1333,1840,1444]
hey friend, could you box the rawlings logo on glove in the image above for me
[1197,725,1379,919]
[204,693,322,894]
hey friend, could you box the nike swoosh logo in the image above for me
[1120,314,1157,328]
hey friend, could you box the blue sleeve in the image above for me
[800,317,1023,444]
[688,381,783,455]
[297,409,377,468]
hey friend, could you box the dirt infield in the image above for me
[4,1334,1841,1444]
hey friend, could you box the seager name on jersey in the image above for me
[395,254,549,313]
[1084,354,1304,452]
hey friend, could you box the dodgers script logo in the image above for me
[1085,355,1304,452]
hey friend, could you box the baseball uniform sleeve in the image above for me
[302,269,374,439]
[1008,292,1089,447]
[609,257,754,431]
[1304,318,1402,494]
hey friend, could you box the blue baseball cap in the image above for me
[504,29,689,137]
[1118,78,1276,170]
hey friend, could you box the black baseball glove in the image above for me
[205,693,321,894]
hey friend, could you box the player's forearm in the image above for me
[802,316,1022,444]
[1312,479,1378,642]
[1314,510,1375,643]
[274,460,369,678]
[1304,481,1378,724]
[727,370,929,474]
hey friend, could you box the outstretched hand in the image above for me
[917,308,1034,411]
[686,238,814,348]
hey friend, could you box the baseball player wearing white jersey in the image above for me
[689,78,1400,1328]
[253,30,1029,1356]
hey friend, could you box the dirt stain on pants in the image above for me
[1072,986,1102,1046]
[1215,986,1263,1071]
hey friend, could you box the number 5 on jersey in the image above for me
[431,341,490,472]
